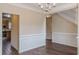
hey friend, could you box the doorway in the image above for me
[46,16,52,48]
[2,13,19,55]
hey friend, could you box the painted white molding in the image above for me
[53,32,77,35]
[52,32,77,47]
[19,33,46,53]
[20,33,45,38]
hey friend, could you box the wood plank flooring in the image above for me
[2,40,11,55]
[2,39,77,55]
[2,40,18,55]
[21,39,77,55]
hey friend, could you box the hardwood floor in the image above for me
[2,39,77,55]
[21,39,77,55]
[2,40,11,55]
[2,40,18,55]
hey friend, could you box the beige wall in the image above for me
[52,13,77,47]
[0,4,45,35]
[52,14,77,33]
[0,4,46,52]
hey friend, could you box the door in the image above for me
[11,15,19,51]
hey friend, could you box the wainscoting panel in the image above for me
[52,32,77,47]
[19,33,46,53]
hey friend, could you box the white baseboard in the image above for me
[52,32,77,47]
[19,33,46,53]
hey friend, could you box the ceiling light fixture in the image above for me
[38,3,56,12]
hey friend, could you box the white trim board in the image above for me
[52,32,77,35]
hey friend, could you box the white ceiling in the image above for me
[9,3,77,14]
[20,3,77,13]
[21,3,66,11]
